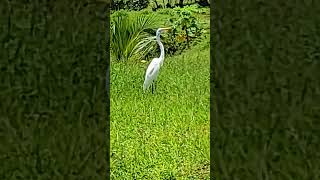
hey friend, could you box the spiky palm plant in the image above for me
[111,11,159,61]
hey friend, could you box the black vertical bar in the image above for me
[105,0,111,179]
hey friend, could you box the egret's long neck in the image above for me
[157,34,165,61]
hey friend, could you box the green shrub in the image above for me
[163,8,204,55]
[143,7,204,59]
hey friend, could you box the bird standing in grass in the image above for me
[143,27,171,93]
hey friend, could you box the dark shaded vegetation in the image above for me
[0,0,109,178]
[112,0,209,11]
[213,1,320,179]
[112,0,150,11]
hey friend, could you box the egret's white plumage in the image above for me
[143,58,161,91]
[143,27,170,93]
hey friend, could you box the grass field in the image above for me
[110,7,210,179]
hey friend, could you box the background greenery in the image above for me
[213,1,320,179]
[0,0,109,178]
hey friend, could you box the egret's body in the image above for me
[143,28,170,93]
[143,57,161,92]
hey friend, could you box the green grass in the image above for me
[110,25,210,179]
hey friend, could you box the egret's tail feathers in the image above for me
[143,82,148,91]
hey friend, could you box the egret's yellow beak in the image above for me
[161,27,172,32]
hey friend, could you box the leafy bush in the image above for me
[181,4,207,14]
[163,8,204,55]
[111,10,158,61]
[112,0,150,11]
[143,7,204,60]
[170,8,203,44]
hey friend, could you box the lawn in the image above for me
[110,6,210,179]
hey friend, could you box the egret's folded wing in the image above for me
[143,60,160,91]
[143,64,155,90]
[145,60,157,75]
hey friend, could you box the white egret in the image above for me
[143,27,171,93]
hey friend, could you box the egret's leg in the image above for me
[151,83,154,94]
